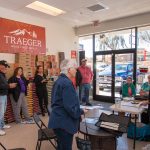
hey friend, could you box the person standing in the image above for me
[34,66,48,116]
[0,60,17,136]
[76,69,82,101]
[48,59,87,150]
[8,67,34,124]
[78,59,93,106]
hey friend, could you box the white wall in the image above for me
[75,12,150,36]
[0,7,78,60]
[0,53,15,63]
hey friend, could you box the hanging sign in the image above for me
[71,50,77,58]
[0,17,46,54]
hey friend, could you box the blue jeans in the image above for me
[0,95,7,129]
[54,129,73,150]
[81,84,91,103]
[76,86,82,102]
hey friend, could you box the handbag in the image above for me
[127,122,150,141]
[76,114,92,150]
[76,136,91,150]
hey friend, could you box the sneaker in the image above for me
[25,120,35,124]
[3,125,11,129]
[0,129,6,136]
[20,121,27,124]
[86,102,92,106]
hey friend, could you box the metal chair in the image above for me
[0,143,25,150]
[33,113,57,150]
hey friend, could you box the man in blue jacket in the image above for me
[48,59,87,150]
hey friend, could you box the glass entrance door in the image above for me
[94,52,135,102]
[96,54,112,97]
[114,53,134,98]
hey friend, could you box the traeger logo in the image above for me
[4,29,42,48]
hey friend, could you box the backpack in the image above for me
[127,122,150,141]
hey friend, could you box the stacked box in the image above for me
[26,83,33,117]
[15,53,36,77]
[47,81,54,104]
[32,83,40,113]
[46,55,56,62]
[52,62,57,68]
[37,54,47,62]
[4,97,15,123]
[36,61,44,68]
[51,55,56,62]
[48,68,60,76]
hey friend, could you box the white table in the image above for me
[110,103,145,150]
[110,103,144,115]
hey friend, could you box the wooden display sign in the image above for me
[0,17,46,54]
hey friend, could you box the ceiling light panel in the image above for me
[26,1,66,16]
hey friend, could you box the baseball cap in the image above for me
[0,60,10,68]
[81,59,87,62]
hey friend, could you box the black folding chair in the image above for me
[0,143,25,150]
[33,113,57,150]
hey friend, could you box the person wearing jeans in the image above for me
[78,59,93,106]
[81,83,91,103]
[0,60,17,136]
[75,69,82,102]
[0,96,7,132]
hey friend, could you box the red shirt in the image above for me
[70,77,76,89]
[78,65,93,84]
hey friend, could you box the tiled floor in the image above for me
[0,101,150,150]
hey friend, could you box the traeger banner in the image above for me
[0,17,46,54]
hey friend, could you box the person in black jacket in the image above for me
[8,67,34,124]
[76,69,82,101]
[0,60,16,136]
[34,65,48,116]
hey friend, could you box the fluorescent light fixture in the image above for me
[26,1,66,16]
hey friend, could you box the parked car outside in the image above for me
[96,63,109,71]
[99,63,139,91]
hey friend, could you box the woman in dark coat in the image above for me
[8,67,33,124]
[34,66,48,116]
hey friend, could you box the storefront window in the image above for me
[137,26,150,94]
[95,29,135,51]
[78,26,150,100]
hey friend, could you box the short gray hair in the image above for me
[60,59,77,74]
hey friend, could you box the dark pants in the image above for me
[54,129,73,150]
[36,90,48,113]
